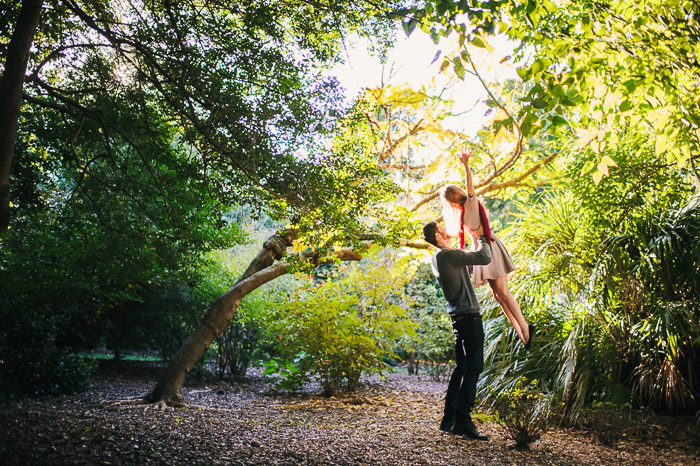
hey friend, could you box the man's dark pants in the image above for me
[442,314,484,428]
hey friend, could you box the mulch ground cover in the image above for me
[2,361,699,465]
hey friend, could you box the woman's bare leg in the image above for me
[488,276,529,345]
[492,291,525,344]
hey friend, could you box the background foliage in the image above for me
[262,248,418,396]
[2,0,699,423]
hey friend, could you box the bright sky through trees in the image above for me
[332,28,518,137]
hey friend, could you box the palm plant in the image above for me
[480,189,700,420]
[480,191,602,415]
[596,195,700,410]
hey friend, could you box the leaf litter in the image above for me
[1,361,699,465]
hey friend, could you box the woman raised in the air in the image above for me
[441,146,534,349]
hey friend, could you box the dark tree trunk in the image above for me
[148,262,290,404]
[407,351,419,375]
[147,231,297,404]
[0,0,43,233]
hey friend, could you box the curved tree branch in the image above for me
[478,151,558,195]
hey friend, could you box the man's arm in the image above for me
[444,236,492,267]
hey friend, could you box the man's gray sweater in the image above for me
[430,237,492,317]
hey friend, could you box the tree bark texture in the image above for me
[147,230,366,404]
[148,261,291,404]
[234,230,298,285]
[0,0,43,233]
[148,231,297,404]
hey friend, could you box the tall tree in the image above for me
[0,0,404,235]
[2,0,419,403]
[353,78,558,219]
[0,0,43,232]
[408,0,700,181]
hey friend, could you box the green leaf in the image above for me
[622,79,636,93]
[531,60,542,75]
[528,83,544,98]
[551,115,568,126]
[454,58,465,80]
[548,84,564,99]
[403,19,417,37]
[520,112,538,137]
[493,119,504,134]
[517,67,530,80]
[532,98,547,109]
[542,0,558,12]
[439,59,450,73]
[655,134,668,155]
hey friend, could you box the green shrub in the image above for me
[214,319,262,380]
[400,263,453,380]
[263,358,308,393]
[491,378,554,450]
[0,318,96,397]
[410,309,453,379]
[266,250,417,396]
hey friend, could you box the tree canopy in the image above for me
[407,0,700,182]
[1,0,412,242]
[399,0,700,414]
[2,0,699,416]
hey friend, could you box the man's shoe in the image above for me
[451,422,489,441]
[524,324,536,350]
[438,418,454,432]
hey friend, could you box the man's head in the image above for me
[423,221,451,247]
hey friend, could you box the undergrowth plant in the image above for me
[265,248,418,396]
[491,377,555,450]
[579,401,650,446]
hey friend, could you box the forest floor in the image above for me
[1,361,699,466]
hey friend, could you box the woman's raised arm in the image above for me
[457,145,476,197]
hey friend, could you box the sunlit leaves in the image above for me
[7,0,424,257]
[351,83,464,213]
[404,0,700,415]
[403,17,418,36]
[412,0,700,188]
[263,249,418,395]
[453,57,465,79]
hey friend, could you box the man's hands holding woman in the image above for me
[468,223,485,240]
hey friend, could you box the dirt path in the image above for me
[2,362,699,465]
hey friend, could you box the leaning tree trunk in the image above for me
[0,0,43,233]
[147,261,291,404]
[146,229,364,405]
[147,231,296,405]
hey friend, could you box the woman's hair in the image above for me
[441,185,496,245]
[443,185,468,204]
[441,185,468,236]
[477,201,495,243]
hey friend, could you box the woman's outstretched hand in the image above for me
[457,145,472,165]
